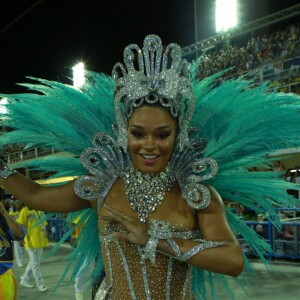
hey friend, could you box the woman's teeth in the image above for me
[141,154,158,159]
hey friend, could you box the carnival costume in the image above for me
[1,34,300,299]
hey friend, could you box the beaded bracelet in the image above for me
[142,219,226,264]
[142,220,171,264]
[0,159,18,179]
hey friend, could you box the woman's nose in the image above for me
[143,136,155,150]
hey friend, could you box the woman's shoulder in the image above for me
[109,177,124,192]
[197,184,224,213]
[206,184,222,200]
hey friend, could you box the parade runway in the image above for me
[13,243,300,300]
[13,243,91,300]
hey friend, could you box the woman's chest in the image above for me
[99,178,198,231]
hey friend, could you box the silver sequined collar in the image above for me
[123,165,176,222]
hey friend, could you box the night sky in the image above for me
[0,0,298,93]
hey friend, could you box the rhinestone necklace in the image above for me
[123,165,176,222]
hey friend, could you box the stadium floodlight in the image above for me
[0,97,8,114]
[215,0,237,32]
[72,62,85,89]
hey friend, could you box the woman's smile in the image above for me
[127,105,177,174]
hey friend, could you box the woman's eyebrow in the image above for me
[130,125,171,130]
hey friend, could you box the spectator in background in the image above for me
[0,200,26,300]
[285,169,297,198]
[18,206,49,292]
[197,22,300,84]
[9,199,25,268]
[285,169,293,182]
[3,198,13,213]
[273,160,285,176]
[70,214,95,300]
[293,168,300,200]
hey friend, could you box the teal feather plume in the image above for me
[0,71,115,154]
[1,68,300,298]
[192,79,300,162]
[10,155,86,181]
[189,71,300,298]
[0,71,112,291]
[44,209,102,292]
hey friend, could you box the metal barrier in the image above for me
[47,209,300,260]
[5,148,58,164]
[240,208,300,260]
[46,217,70,242]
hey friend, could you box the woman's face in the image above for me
[128,105,177,174]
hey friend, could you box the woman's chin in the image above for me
[136,163,165,174]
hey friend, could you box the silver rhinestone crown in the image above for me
[112,34,195,152]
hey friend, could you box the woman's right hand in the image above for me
[100,204,149,246]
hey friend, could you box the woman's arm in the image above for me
[0,173,91,213]
[164,185,244,276]
[102,185,244,277]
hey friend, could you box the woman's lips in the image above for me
[140,154,159,165]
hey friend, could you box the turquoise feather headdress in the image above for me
[1,43,300,299]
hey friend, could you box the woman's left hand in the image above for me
[100,204,149,246]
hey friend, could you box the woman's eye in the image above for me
[157,132,170,139]
[131,131,144,139]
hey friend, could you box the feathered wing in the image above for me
[0,71,115,154]
[189,72,300,299]
[192,75,300,222]
[2,68,300,298]
[0,71,116,287]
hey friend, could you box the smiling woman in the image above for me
[0,34,300,299]
[127,106,177,174]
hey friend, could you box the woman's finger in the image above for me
[111,231,130,240]
[99,215,119,225]
[104,204,133,223]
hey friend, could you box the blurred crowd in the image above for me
[285,167,300,199]
[197,22,300,94]
[2,22,300,161]
[225,160,300,221]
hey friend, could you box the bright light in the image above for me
[0,97,8,114]
[36,176,78,185]
[215,0,237,32]
[72,62,85,89]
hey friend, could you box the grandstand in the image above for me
[187,3,300,94]
[1,4,300,182]
[0,4,299,194]
[1,3,300,300]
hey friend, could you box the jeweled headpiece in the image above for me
[112,34,195,152]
